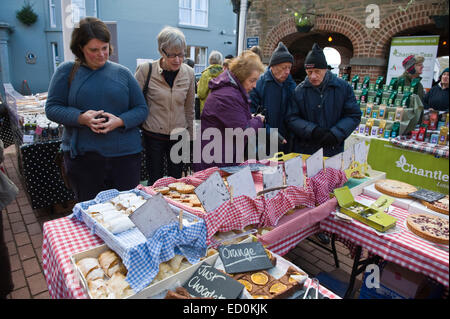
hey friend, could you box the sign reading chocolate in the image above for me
[218,242,274,274]
[183,263,244,299]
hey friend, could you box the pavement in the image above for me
[1,144,365,299]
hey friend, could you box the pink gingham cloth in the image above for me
[140,164,347,245]
[320,193,449,288]
[42,217,103,299]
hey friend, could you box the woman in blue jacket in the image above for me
[287,44,361,157]
[45,17,148,201]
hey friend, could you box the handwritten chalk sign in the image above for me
[262,164,284,200]
[342,147,354,170]
[226,165,257,199]
[194,171,230,212]
[325,153,343,171]
[306,148,324,177]
[284,155,303,187]
[218,242,274,274]
[129,193,177,239]
[183,263,244,299]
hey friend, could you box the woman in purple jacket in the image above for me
[194,51,265,171]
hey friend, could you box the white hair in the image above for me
[157,26,186,55]
[209,50,223,65]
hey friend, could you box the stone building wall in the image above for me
[245,0,448,80]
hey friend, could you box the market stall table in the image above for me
[320,193,449,298]
[42,216,341,299]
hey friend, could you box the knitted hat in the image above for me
[269,42,294,67]
[441,67,449,76]
[402,55,424,74]
[304,43,328,69]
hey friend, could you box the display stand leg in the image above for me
[344,245,381,299]
[306,234,340,268]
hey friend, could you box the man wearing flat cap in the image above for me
[250,42,297,156]
[398,55,425,102]
[286,43,361,157]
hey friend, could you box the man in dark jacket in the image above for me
[250,42,296,155]
[287,43,361,157]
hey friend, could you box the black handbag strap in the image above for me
[143,62,152,98]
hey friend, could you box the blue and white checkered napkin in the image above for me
[70,189,207,292]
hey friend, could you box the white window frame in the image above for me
[51,42,60,72]
[179,0,208,28]
[49,0,56,28]
[187,45,207,73]
[71,0,86,24]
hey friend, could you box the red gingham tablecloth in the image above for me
[319,194,449,288]
[139,165,347,246]
[41,216,340,299]
[42,217,102,299]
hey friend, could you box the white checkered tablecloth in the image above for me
[320,194,449,288]
[42,217,102,299]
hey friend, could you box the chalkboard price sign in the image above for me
[183,263,244,299]
[218,242,274,274]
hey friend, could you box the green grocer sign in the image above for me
[367,139,449,194]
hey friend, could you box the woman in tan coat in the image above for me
[135,26,195,185]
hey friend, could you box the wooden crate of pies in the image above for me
[72,244,218,299]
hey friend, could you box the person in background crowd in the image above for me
[184,58,195,69]
[0,139,18,299]
[225,54,234,59]
[249,45,263,62]
[398,55,425,102]
[198,51,224,115]
[135,26,195,185]
[223,58,232,70]
[194,51,265,171]
[287,43,361,245]
[250,42,296,156]
[287,43,361,158]
[423,67,449,112]
[45,17,148,202]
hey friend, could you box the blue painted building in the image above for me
[0,0,237,96]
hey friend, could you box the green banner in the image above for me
[367,139,449,194]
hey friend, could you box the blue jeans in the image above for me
[64,151,141,202]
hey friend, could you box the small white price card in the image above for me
[262,164,284,200]
[129,193,177,239]
[284,155,303,187]
[306,148,323,178]
[342,147,354,170]
[226,166,257,199]
[325,152,343,171]
[195,171,230,212]
[354,141,368,164]
[23,135,34,143]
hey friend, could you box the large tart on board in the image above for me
[374,179,418,198]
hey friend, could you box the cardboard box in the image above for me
[380,262,426,299]
[334,186,397,232]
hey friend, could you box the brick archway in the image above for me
[263,14,368,59]
[370,3,444,58]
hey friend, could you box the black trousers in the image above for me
[63,152,142,202]
[143,132,183,186]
